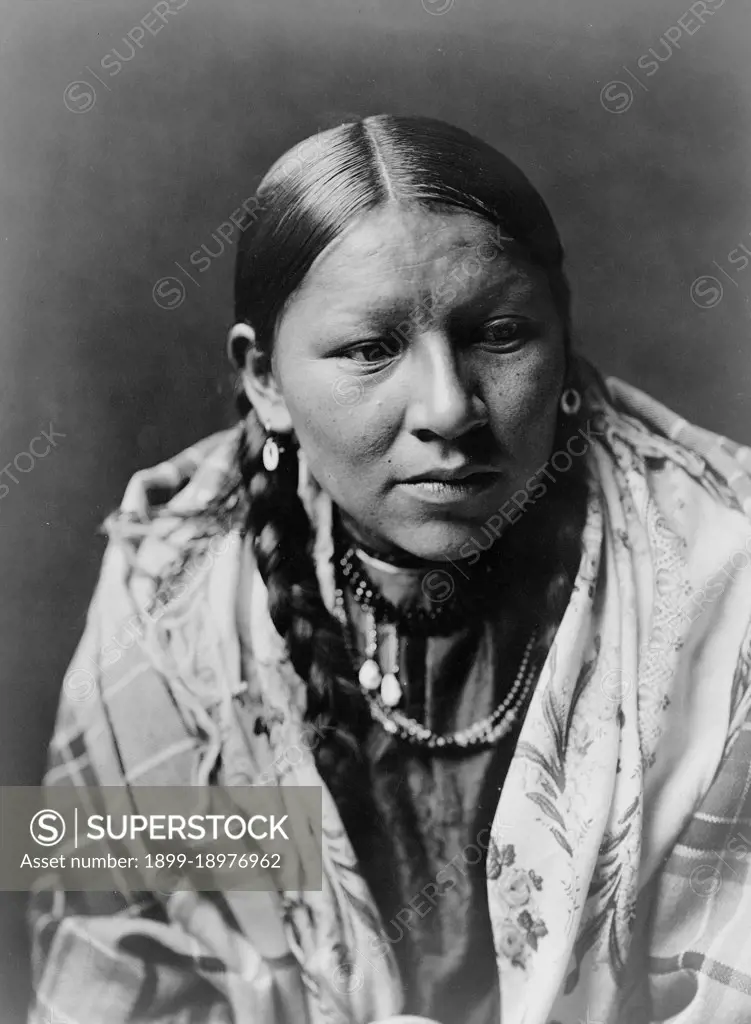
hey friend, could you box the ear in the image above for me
[227,323,293,433]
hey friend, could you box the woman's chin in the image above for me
[387,521,505,568]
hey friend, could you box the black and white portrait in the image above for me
[2,2,750,1022]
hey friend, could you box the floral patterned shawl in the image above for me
[29,363,751,1024]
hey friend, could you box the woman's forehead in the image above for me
[284,204,541,324]
[308,204,504,278]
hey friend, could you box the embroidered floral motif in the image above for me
[564,794,640,994]
[499,867,533,907]
[489,842,549,969]
[516,639,600,858]
[497,920,526,965]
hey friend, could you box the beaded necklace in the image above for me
[337,542,497,636]
[333,574,539,751]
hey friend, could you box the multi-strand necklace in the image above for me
[332,541,540,751]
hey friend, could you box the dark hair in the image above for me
[232,114,583,861]
[235,114,570,349]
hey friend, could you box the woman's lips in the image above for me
[398,472,503,505]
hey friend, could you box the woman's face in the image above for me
[271,203,566,562]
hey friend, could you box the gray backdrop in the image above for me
[1,0,749,1017]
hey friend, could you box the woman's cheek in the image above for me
[486,353,562,463]
[312,404,393,466]
[289,396,393,505]
[516,384,560,466]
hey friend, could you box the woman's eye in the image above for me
[346,337,402,366]
[481,318,530,349]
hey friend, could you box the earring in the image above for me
[262,436,280,472]
[262,424,288,472]
[560,387,582,416]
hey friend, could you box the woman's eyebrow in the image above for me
[321,270,539,342]
[457,274,537,310]
[357,303,417,333]
[310,304,414,348]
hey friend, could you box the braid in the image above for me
[235,398,376,841]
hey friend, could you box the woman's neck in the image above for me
[335,506,484,573]
[334,505,508,619]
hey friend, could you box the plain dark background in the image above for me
[1,0,749,1018]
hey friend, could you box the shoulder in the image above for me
[596,370,751,724]
[46,429,250,786]
[116,426,243,522]
[100,426,246,601]
[582,365,751,549]
[591,370,751,621]
[72,425,248,704]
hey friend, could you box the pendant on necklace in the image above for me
[380,672,402,707]
[359,658,382,691]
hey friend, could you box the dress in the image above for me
[329,487,580,1023]
[321,546,535,1021]
[348,587,520,1024]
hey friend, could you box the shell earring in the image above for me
[560,387,582,416]
[262,436,280,472]
[262,424,288,472]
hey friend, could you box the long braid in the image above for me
[235,394,377,840]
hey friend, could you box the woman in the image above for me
[28,115,751,1024]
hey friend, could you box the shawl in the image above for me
[28,363,751,1024]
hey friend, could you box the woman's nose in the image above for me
[405,332,487,441]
